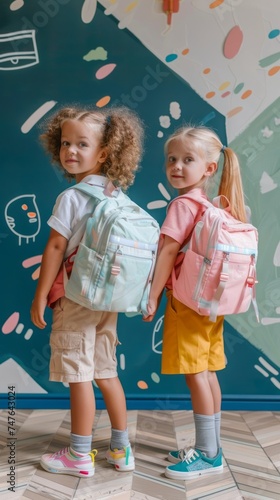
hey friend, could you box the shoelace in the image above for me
[89,449,98,462]
[52,447,69,458]
[182,448,199,464]
[51,447,97,461]
[176,448,189,461]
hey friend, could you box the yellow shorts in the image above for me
[49,297,118,383]
[161,290,225,374]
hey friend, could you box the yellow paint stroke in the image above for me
[268,66,280,76]
[227,106,243,118]
[125,1,138,13]
[206,91,215,99]
[219,81,230,91]
[182,48,189,55]
[241,90,252,99]
[203,67,211,74]
[137,380,148,390]
[96,95,111,107]
[209,0,224,9]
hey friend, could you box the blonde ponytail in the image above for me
[218,147,247,222]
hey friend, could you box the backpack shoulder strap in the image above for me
[72,183,107,214]
[71,180,122,212]
[74,182,105,198]
[169,192,212,210]
[212,195,231,211]
[179,192,212,206]
[178,193,232,213]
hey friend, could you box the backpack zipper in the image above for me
[192,215,220,301]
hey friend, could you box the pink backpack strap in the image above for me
[182,193,231,212]
[212,195,231,211]
[209,256,230,321]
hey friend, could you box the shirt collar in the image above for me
[79,174,108,188]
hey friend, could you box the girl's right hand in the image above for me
[31,296,47,329]
[142,297,158,322]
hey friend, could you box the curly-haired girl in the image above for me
[31,105,144,477]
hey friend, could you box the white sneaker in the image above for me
[40,446,97,477]
[106,444,135,471]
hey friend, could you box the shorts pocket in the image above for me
[54,297,65,312]
[50,330,83,376]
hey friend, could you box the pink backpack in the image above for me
[172,194,259,322]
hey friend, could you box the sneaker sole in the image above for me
[106,457,135,471]
[165,464,223,480]
[40,460,95,478]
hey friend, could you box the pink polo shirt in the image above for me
[160,188,207,289]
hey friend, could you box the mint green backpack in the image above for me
[64,182,159,315]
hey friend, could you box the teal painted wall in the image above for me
[1,1,279,409]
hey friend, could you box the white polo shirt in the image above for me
[47,174,109,258]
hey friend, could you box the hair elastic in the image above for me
[220,145,226,153]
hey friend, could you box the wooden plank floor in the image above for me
[1,409,280,499]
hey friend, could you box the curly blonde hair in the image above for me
[164,125,247,223]
[40,105,144,190]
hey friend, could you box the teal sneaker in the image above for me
[168,448,188,464]
[165,448,223,480]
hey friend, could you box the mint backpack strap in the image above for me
[77,184,122,310]
[63,182,108,289]
[73,182,106,211]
